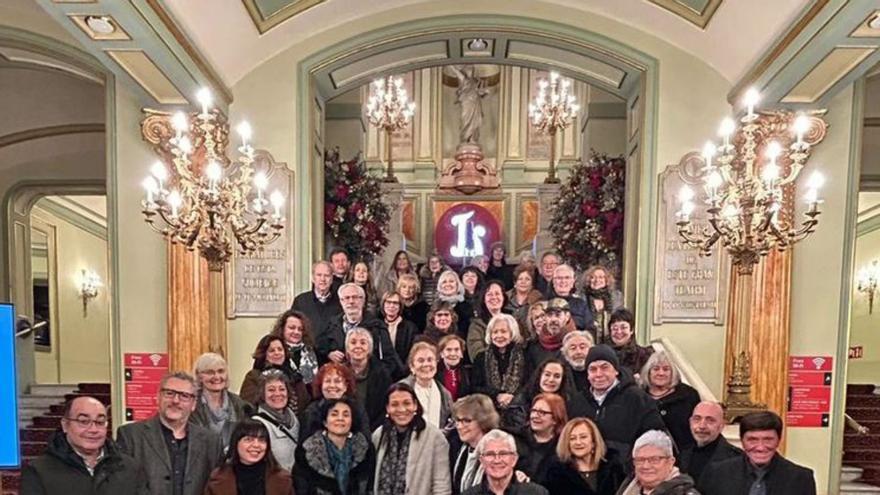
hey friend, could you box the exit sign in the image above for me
[849,346,864,359]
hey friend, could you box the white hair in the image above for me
[633,430,674,457]
[338,282,365,299]
[561,331,594,356]
[485,313,523,345]
[553,264,575,277]
[192,352,227,376]
[475,429,517,456]
[638,351,682,389]
[345,327,374,355]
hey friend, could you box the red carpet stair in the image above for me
[843,384,880,491]
[0,383,110,495]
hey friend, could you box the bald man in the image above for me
[22,396,146,494]
[678,401,742,485]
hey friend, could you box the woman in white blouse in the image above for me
[398,341,453,431]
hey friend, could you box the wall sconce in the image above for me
[857,260,879,314]
[79,269,101,316]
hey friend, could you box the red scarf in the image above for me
[537,328,564,351]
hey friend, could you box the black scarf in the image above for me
[234,460,266,495]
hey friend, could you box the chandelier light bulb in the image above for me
[253,172,268,190]
[167,190,182,217]
[178,136,193,155]
[806,171,825,190]
[762,163,780,183]
[680,201,695,217]
[172,112,188,134]
[270,190,284,217]
[706,171,724,189]
[142,177,158,204]
[205,161,222,187]
[804,187,819,205]
[550,72,559,82]
[702,141,717,167]
[196,87,213,115]
[150,161,168,183]
[721,204,739,218]
[678,185,695,203]
[570,103,581,114]
[794,114,811,144]
[719,118,736,147]
[236,121,252,144]
[765,141,782,163]
[743,87,760,118]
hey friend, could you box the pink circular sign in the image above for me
[435,203,501,267]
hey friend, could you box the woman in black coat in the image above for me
[470,313,528,411]
[639,351,701,452]
[294,397,375,495]
[300,363,372,440]
[379,290,419,365]
[544,417,626,495]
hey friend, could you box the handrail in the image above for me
[845,413,870,435]
[650,336,718,403]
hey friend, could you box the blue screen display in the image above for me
[0,303,20,468]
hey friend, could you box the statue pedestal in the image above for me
[438,144,500,195]
[535,183,560,254]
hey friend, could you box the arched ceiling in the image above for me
[162,0,808,87]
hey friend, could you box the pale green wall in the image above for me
[31,204,110,384]
[849,221,880,383]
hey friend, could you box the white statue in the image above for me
[450,65,489,145]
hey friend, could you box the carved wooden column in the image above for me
[167,242,211,372]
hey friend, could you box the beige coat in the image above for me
[372,422,452,495]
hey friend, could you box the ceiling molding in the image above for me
[646,0,722,30]
[105,49,187,104]
[781,46,875,104]
[241,0,326,35]
[0,124,105,149]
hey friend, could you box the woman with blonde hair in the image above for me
[580,265,624,340]
[543,417,626,494]
[396,272,429,331]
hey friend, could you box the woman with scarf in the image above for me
[505,265,543,329]
[397,341,454,430]
[383,250,416,295]
[300,363,372,440]
[203,419,293,495]
[397,273,430,332]
[239,334,311,413]
[580,265,624,343]
[513,392,568,486]
[466,280,508,360]
[346,328,394,431]
[270,309,319,389]
[471,313,528,411]
[608,308,653,379]
[422,301,458,344]
[346,260,379,316]
[449,394,500,494]
[504,358,576,433]
[252,370,300,472]
[191,352,250,451]
[437,334,471,401]
[372,382,452,495]
[436,270,476,342]
[294,397,375,495]
[639,351,701,452]
[543,417,626,495]
[380,290,419,365]
[419,253,449,305]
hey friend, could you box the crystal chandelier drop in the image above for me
[529,71,580,184]
[141,88,285,272]
[676,88,826,275]
[365,75,415,182]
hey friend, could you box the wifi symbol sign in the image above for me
[811,357,825,370]
[149,353,163,366]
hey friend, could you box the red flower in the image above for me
[581,202,600,218]
[334,184,350,201]
[324,203,336,223]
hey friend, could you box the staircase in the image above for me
[842,384,880,494]
[0,383,110,495]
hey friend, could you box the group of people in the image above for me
[21,245,817,495]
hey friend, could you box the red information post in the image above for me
[786,355,833,428]
[124,352,168,422]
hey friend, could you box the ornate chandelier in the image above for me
[529,71,580,184]
[857,260,880,314]
[676,89,826,275]
[365,75,415,182]
[141,88,285,272]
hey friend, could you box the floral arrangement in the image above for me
[323,148,391,261]
[549,152,626,272]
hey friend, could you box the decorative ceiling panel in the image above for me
[68,14,131,41]
[646,0,722,29]
[241,0,325,34]
[781,46,876,103]
[507,40,626,89]
[850,11,880,38]
[105,50,187,104]
[329,40,449,89]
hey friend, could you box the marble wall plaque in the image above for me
[227,152,295,317]
[653,153,728,325]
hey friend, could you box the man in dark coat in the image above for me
[463,429,549,495]
[116,372,222,495]
[616,430,699,495]
[22,396,147,494]
[534,252,560,297]
[328,247,350,295]
[678,401,741,485]
[568,344,665,466]
[546,264,594,332]
[698,411,816,495]
[291,261,343,340]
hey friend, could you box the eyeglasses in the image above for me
[384,300,401,306]
[530,408,553,417]
[633,455,670,466]
[64,416,108,428]
[160,388,196,402]
[480,450,516,460]
[454,416,474,424]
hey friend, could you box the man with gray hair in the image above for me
[617,430,699,495]
[116,371,222,495]
[463,429,548,494]
[561,330,594,393]
[548,264,593,331]
[318,282,402,377]
[291,260,342,340]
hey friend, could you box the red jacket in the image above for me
[202,465,293,495]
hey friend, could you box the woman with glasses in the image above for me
[543,417,626,495]
[294,397,375,495]
[471,313,528,411]
[513,392,568,486]
[203,419,293,495]
[397,341,454,430]
[372,382,452,495]
[449,394,500,495]
[607,309,653,378]
[504,358,574,433]
[437,335,471,401]
[300,363,372,440]
[380,290,418,365]
[467,280,509,359]
[396,273,430,332]
[346,260,379,317]
[239,334,311,413]
[423,301,459,344]
[252,370,300,472]
[270,309,319,387]
[639,351,700,452]
[191,352,250,451]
